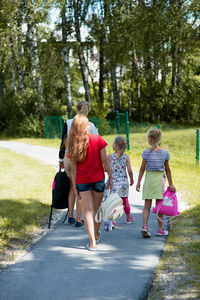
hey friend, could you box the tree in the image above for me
[61,0,72,115]
[73,0,91,103]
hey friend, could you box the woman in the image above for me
[59,101,98,227]
[67,114,113,251]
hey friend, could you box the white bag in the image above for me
[95,192,124,223]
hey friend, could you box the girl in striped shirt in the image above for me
[136,128,176,238]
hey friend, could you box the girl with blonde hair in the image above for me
[67,114,113,251]
[59,101,98,227]
[136,128,176,238]
[104,135,134,230]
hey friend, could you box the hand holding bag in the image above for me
[152,186,180,223]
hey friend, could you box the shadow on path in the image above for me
[0,204,168,300]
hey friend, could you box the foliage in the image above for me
[0,0,200,136]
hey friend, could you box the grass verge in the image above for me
[0,148,55,268]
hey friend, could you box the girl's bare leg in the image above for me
[91,190,104,240]
[156,199,164,231]
[143,199,152,226]
[80,191,96,249]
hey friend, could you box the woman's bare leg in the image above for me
[143,199,152,226]
[68,180,75,218]
[92,190,104,240]
[76,198,83,223]
[80,191,96,249]
[64,157,75,219]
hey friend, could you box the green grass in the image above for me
[0,148,55,265]
[2,128,199,296]
[11,129,200,205]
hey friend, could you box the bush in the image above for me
[18,114,45,137]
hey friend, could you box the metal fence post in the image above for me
[59,116,63,139]
[116,110,120,134]
[196,129,199,166]
[125,111,130,150]
[157,124,161,146]
[45,116,48,138]
[94,117,98,129]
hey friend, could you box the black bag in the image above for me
[48,169,70,228]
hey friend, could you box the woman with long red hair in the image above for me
[67,114,113,251]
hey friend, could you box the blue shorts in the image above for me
[76,179,105,193]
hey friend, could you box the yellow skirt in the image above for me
[142,171,163,200]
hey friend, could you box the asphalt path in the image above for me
[0,141,170,300]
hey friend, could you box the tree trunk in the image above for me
[119,65,123,108]
[171,43,177,91]
[25,4,44,112]
[73,0,91,103]
[85,56,98,103]
[99,29,104,104]
[63,47,72,115]
[132,41,142,121]
[8,39,17,95]
[153,46,159,82]
[128,73,133,118]
[110,66,119,111]
[0,69,6,101]
[137,82,142,122]
[61,3,72,116]
[161,42,166,87]
[145,56,153,122]
[16,1,25,92]
[176,49,182,86]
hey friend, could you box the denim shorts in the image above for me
[76,179,105,193]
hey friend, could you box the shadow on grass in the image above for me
[0,198,50,254]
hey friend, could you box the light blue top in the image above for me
[66,119,98,135]
[142,149,170,172]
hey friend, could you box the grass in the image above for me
[0,128,200,297]
[9,129,200,205]
[0,148,55,266]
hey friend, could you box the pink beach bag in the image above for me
[152,187,180,219]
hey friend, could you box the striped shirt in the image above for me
[142,149,170,172]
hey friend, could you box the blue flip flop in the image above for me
[86,244,96,251]
[68,217,75,224]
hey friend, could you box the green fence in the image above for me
[44,112,130,149]
[45,116,64,139]
[44,116,126,137]
[44,115,192,139]
[44,116,199,165]
[196,129,199,165]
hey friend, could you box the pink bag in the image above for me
[152,187,180,217]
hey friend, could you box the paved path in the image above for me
[0,141,169,300]
[0,140,59,169]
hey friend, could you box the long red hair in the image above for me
[67,114,89,162]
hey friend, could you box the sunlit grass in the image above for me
[5,128,200,207]
[0,149,55,264]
